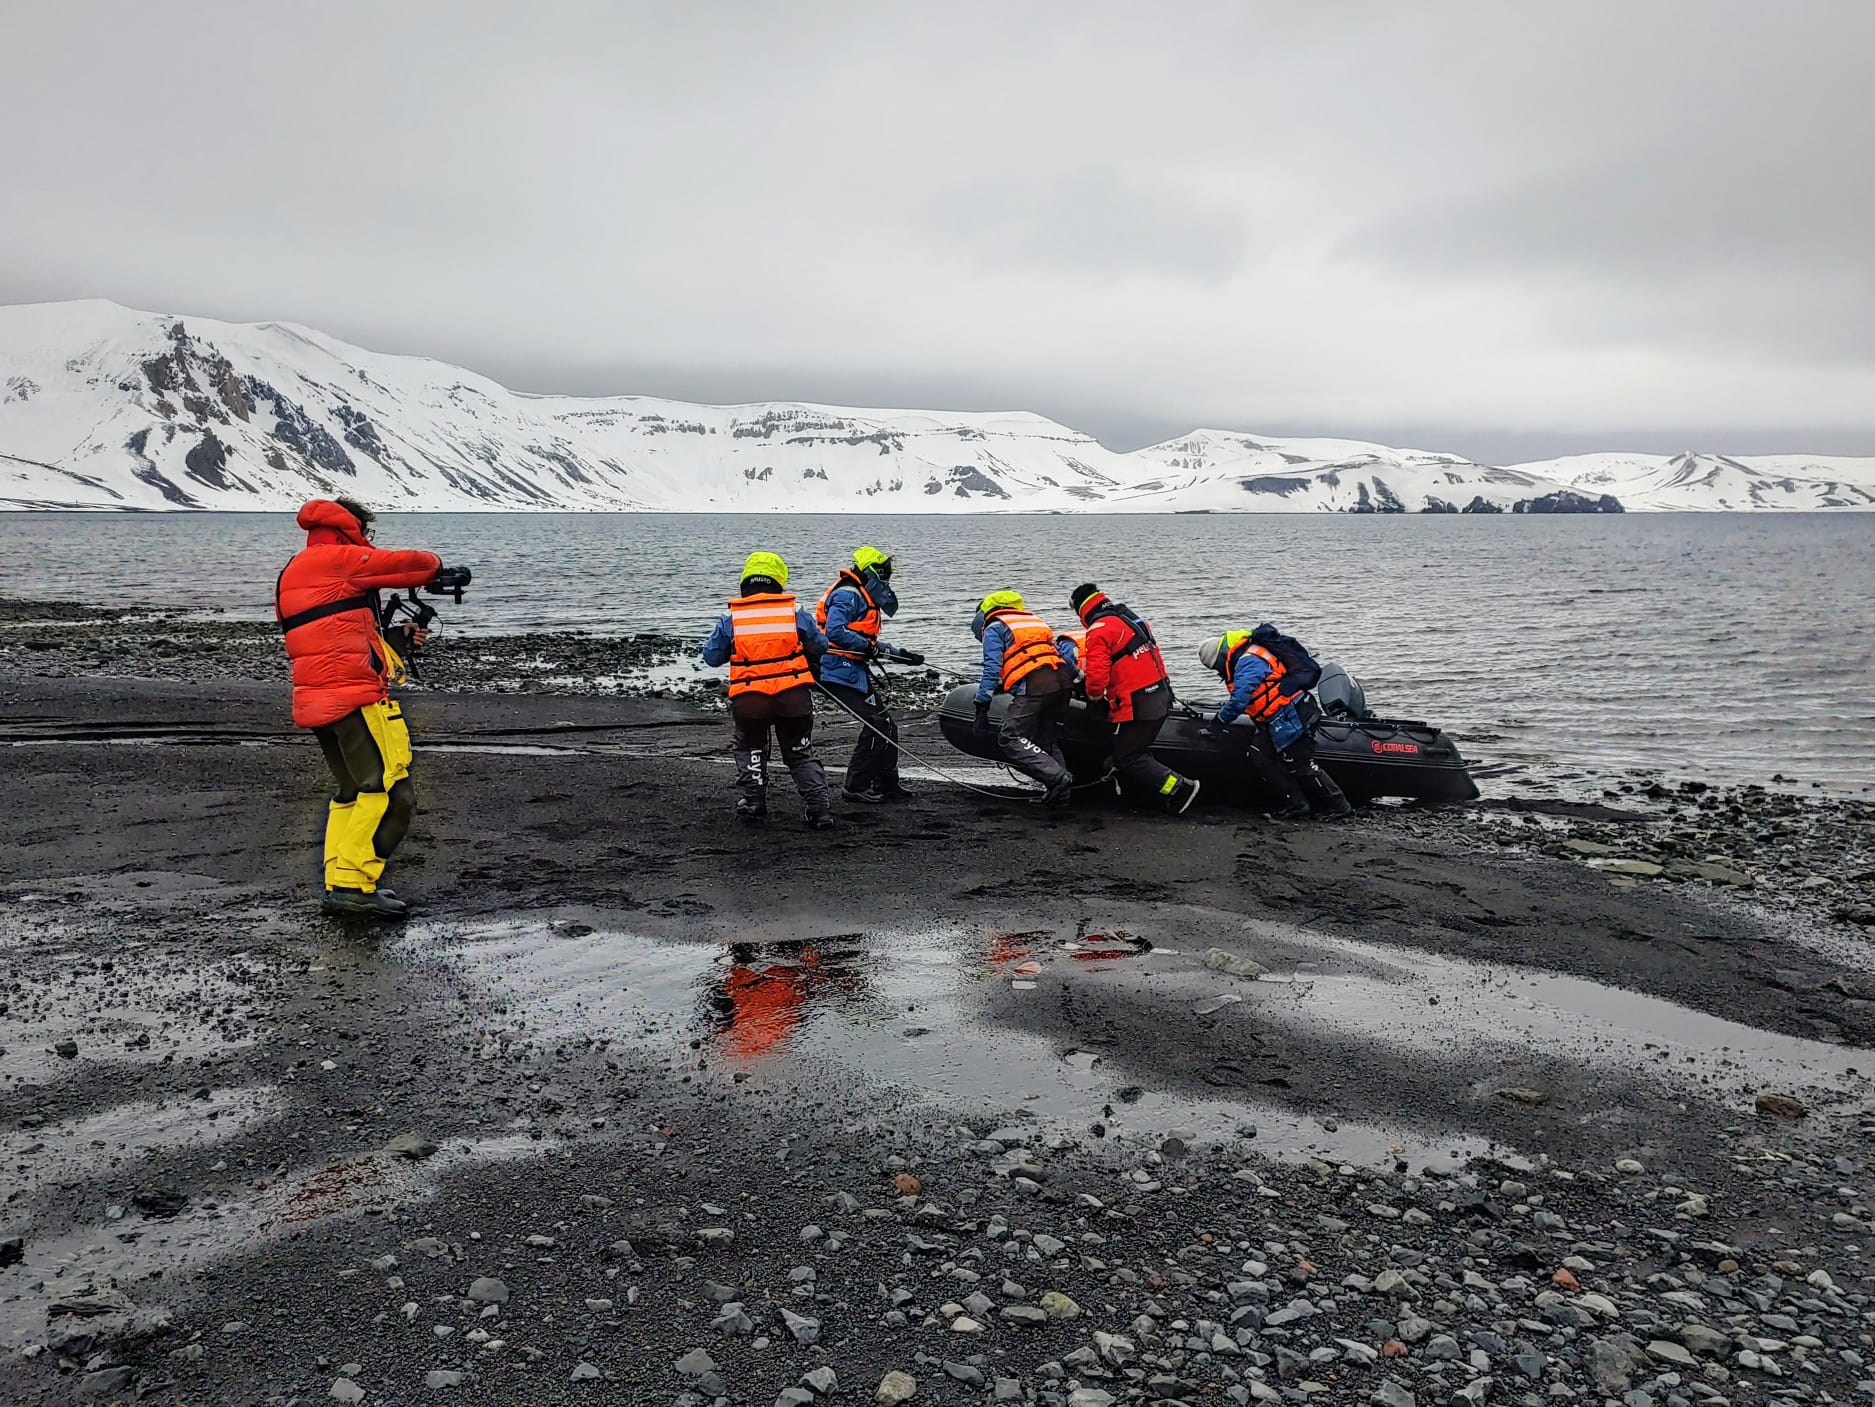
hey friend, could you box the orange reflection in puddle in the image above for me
[275,1157,392,1224]
[706,940,871,1064]
[985,931,1049,971]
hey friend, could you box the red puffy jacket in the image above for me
[276,500,441,729]
[1077,592,1170,723]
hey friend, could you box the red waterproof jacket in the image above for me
[276,500,441,729]
[1077,592,1170,723]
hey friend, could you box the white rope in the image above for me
[814,676,1120,803]
[812,680,1064,804]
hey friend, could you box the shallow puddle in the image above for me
[0,939,270,1087]
[1,1085,282,1200]
[0,1132,550,1351]
[410,918,1498,1171]
[1242,931,1874,1108]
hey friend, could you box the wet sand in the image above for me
[4,670,1875,1405]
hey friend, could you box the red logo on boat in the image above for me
[1371,740,1420,755]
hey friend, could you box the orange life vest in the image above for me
[988,608,1063,691]
[1056,628,1088,662]
[728,593,814,697]
[814,570,880,662]
[1225,639,1302,722]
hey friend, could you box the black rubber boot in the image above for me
[1040,777,1074,808]
[841,787,887,804]
[322,888,409,920]
[736,797,768,822]
[1165,776,1202,815]
[805,812,839,830]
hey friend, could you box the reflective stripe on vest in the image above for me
[989,609,1061,691]
[728,593,814,697]
[1225,640,1301,721]
[814,570,879,662]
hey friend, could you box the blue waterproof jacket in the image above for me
[701,603,828,670]
[975,623,1075,704]
[819,572,899,693]
[1211,648,1304,747]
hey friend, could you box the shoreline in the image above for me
[2,618,1875,1403]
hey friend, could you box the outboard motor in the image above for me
[1315,661,1369,719]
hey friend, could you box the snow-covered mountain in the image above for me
[0,300,1863,513]
[1515,451,1875,512]
[1117,430,1620,515]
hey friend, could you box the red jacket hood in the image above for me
[297,499,367,546]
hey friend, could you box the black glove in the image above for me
[973,700,992,738]
[897,649,925,665]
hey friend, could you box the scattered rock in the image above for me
[385,1132,439,1160]
[892,1173,922,1196]
[780,1308,821,1344]
[1494,1087,1550,1106]
[875,1370,918,1405]
[1039,1290,1081,1320]
[77,1367,134,1398]
[465,1277,509,1305]
[1202,948,1267,979]
[1587,858,1664,877]
[1756,1091,1808,1119]
[330,1380,366,1403]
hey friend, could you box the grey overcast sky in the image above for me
[3,1,1872,460]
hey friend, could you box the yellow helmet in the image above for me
[740,550,789,589]
[853,546,892,574]
[977,589,1025,614]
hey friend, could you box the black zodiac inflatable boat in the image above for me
[934,664,1479,806]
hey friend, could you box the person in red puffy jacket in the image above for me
[1069,583,1200,815]
[276,498,442,918]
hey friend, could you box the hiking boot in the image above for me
[1040,777,1074,808]
[1268,801,1311,821]
[1165,776,1202,816]
[735,797,768,822]
[841,786,887,804]
[876,784,914,802]
[1312,796,1355,820]
[322,887,409,920]
[805,812,839,831]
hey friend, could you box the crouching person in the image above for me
[971,590,1075,808]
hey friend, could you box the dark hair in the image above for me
[334,497,376,532]
[1069,582,1101,612]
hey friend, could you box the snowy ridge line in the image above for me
[2,300,1871,513]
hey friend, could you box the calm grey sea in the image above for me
[2,512,1870,793]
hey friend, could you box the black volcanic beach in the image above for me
[4,596,1875,1406]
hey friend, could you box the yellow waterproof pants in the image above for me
[312,700,414,893]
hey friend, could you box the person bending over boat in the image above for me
[815,546,921,804]
[1068,583,1200,814]
[702,551,836,829]
[971,591,1076,807]
[1199,626,1352,819]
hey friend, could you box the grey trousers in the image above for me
[731,700,831,815]
[998,689,1071,788]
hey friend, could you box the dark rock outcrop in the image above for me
[1513,490,1625,514]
